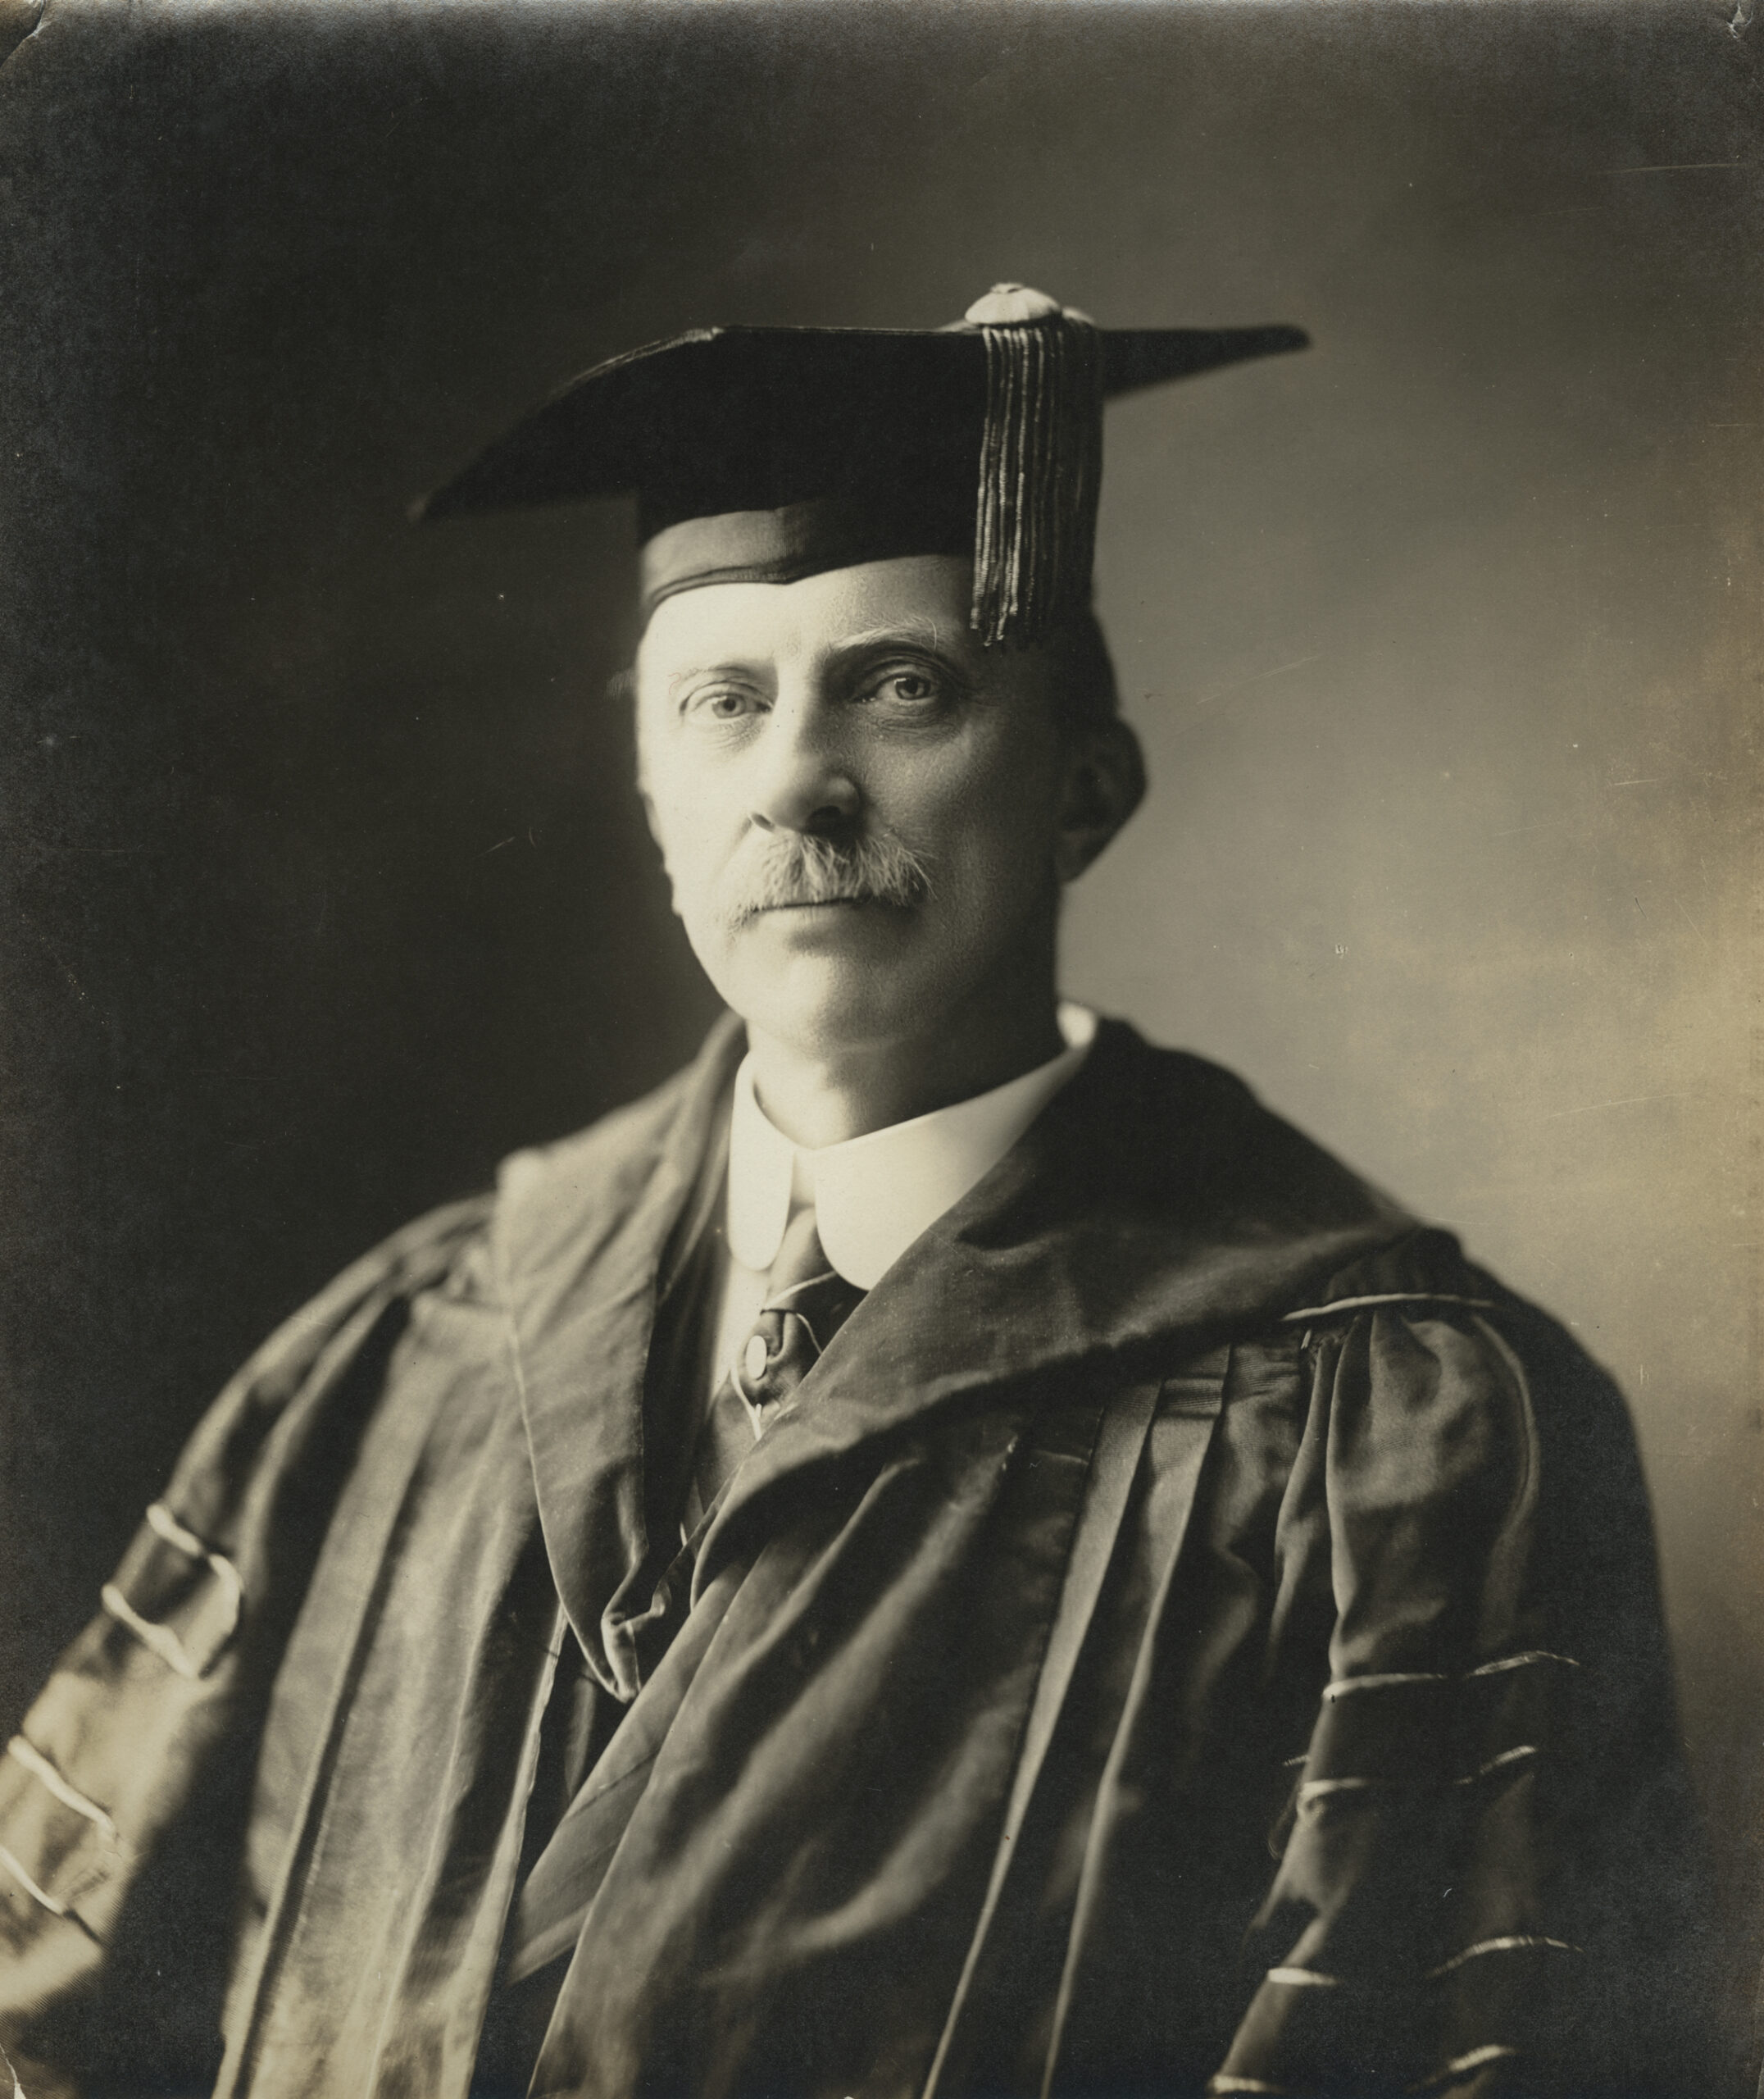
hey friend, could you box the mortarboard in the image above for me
[416,285,1306,647]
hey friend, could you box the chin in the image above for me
[712,948,941,1059]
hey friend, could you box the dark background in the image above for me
[2,0,1759,2069]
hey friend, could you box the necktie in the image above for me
[687,1204,864,1527]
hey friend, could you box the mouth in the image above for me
[736,890,912,930]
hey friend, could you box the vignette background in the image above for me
[2,0,1758,2065]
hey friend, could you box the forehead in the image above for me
[636,555,980,678]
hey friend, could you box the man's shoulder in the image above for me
[1092,1031,1611,1368]
[1062,1020,1594,1344]
[488,1014,743,1278]
[1071,1017,1413,1240]
[498,1057,704,1211]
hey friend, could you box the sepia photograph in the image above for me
[0,2,1758,2094]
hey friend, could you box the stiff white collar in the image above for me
[726,1004,1097,1291]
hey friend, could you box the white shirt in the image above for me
[708,1003,1097,1400]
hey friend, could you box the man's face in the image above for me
[635,555,1114,1063]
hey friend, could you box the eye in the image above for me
[858,662,949,709]
[680,683,766,722]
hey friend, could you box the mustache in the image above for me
[719,827,934,927]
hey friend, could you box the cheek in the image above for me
[640,742,727,890]
[925,752,1066,881]
[643,790,722,940]
[657,813,723,918]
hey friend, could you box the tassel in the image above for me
[966,285,1103,648]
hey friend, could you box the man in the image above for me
[0,286,1716,2098]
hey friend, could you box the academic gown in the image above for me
[0,1016,1720,2099]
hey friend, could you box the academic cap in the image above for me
[416,285,1306,646]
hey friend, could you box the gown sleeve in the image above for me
[0,1196,491,2096]
[1212,1236,1721,2099]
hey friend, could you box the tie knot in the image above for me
[689,1200,866,1532]
[764,1201,834,1296]
[734,1204,862,1409]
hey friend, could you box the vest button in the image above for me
[743,1333,771,1386]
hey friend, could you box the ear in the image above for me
[1053,717,1146,883]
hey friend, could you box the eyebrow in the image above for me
[829,618,957,659]
[657,620,967,699]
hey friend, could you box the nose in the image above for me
[747,690,860,839]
